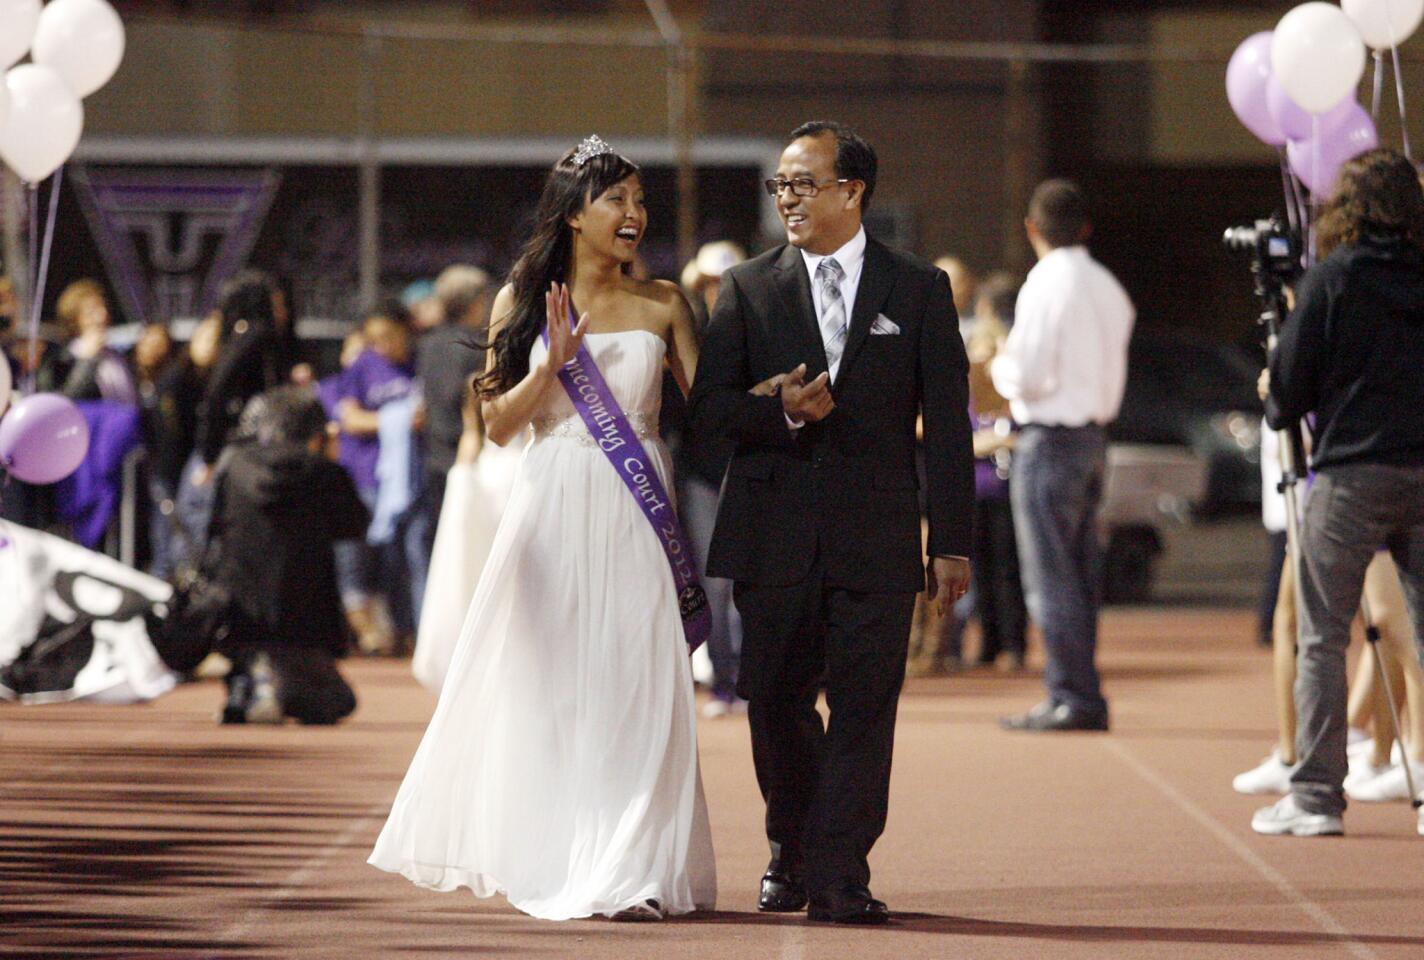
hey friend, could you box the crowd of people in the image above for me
[0,263,498,720]
[0,177,1136,741]
[0,247,1006,728]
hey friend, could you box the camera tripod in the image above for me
[1253,268,1422,811]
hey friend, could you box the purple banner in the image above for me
[69,166,281,325]
[542,315,710,653]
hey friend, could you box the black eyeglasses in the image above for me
[763,176,852,199]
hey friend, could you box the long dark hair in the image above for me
[216,269,279,342]
[1316,148,1424,259]
[474,147,640,398]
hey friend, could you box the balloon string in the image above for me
[24,167,64,396]
[1281,151,1310,267]
[1391,44,1412,160]
[1308,114,1320,266]
[1278,148,1300,235]
[1372,50,1384,120]
[25,183,37,394]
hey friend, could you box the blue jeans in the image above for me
[173,453,217,573]
[382,494,430,637]
[1010,424,1108,715]
[147,477,178,581]
[334,528,377,612]
[345,485,430,636]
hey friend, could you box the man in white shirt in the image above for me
[990,178,1135,732]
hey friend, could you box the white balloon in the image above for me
[0,354,10,415]
[0,65,83,183]
[31,0,125,98]
[1343,0,1424,49]
[0,0,41,70]
[1272,3,1368,114]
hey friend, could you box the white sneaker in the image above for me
[1346,761,1424,803]
[1343,756,1393,794]
[1417,805,1424,837]
[1346,735,1402,763]
[1251,795,1344,837]
[701,695,747,719]
[1233,751,1298,795]
[245,653,283,725]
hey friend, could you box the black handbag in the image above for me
[150,456,250,673]
[150,567,235,674]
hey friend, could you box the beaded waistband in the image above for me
[531,411,659,448]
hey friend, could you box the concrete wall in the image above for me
[79,1,1042,278]
[85,20,668,138]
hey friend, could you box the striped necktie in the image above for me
[817,256,848,376]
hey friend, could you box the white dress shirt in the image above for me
[989,245,1135,427]
[800,226,866,384]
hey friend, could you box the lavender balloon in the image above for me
[1268,77,1357,141]
[1227,32,1287,146]
[0,392,90,485]
[1287,103,1380,194]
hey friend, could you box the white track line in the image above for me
[218,802,387,946]
[779,920,807,960]
[1105,739,1380,960]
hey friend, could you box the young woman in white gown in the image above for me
[410,400,525,692]
[369,139,717,921]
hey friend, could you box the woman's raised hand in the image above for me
[542,282,590,373]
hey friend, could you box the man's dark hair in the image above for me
[1028,179,1091,249]
[790,120,877,212]
[256,385,328,446]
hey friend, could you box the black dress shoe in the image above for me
[1000,700,1108,732]
[759,863,808,912]
[808,884,889,925]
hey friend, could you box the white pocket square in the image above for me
[870,314,900,335]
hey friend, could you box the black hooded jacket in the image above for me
[1268,236,1424,470]
[211,442,369,655]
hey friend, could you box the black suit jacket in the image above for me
[689,236,974,592]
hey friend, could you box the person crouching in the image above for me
[211,385,371,725]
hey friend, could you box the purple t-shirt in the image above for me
[338,349,415,493]
[317,374,343,421]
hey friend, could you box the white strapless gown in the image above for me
[369,331,717,920]
[411,436,525,692]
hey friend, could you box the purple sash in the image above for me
[541,316,710,653]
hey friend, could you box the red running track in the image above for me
[3,608,1422,959]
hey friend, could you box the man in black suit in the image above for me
[689,122,975,925]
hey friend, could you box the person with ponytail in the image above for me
[370,137,721,920]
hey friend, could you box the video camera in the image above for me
[1223,214,1305,337]
[1223,216,1302,288]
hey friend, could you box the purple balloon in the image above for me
[0,393,90,485]
[1269,79,1357,142]
[1227,32,1287,146]
[1287,103,1380,194]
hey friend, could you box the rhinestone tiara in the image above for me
[572,134,616,167]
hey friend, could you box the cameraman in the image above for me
[1254,148,1424,837]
